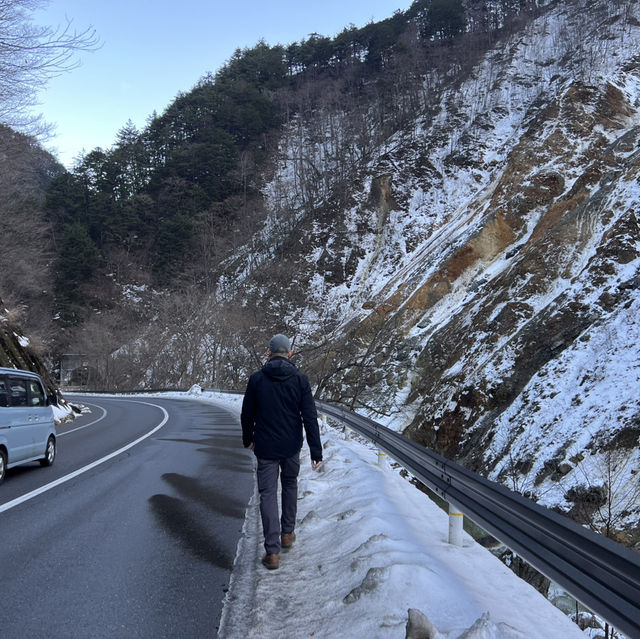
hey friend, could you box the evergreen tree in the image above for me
[428,0,466,40]
[45,172,87,230]
[111,120,150,199]
[153,212,195,283]
[55,222,101,283]
[53,221,101,324]
[216,41,288,91]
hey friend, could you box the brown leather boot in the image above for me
[261,553,280,570]
[281,532,296,549]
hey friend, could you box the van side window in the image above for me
[9,378,28,407]
[28,380,45,407]
[0,377,8,407]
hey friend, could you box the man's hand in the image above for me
[248,442,255,451]
[311,460,322,471]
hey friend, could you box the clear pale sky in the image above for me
[32,0,413,168]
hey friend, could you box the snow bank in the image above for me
[189,392,587,639]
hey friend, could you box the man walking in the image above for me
[241,334,323,570]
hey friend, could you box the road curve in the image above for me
[0,395,254,638]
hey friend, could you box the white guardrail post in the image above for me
[448,504,464,546]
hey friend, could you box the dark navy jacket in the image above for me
[241,356,323,461]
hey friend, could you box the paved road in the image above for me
[0,395,254,638]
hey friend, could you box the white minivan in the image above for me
[0,367,57,483]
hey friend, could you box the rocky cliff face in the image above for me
[226,0,640,541]
[0,300,58,395]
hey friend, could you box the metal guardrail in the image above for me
[315,400,640,639]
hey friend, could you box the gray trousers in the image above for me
[256,454,300,555]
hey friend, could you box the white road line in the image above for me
[58,402,108,436]
[0,401,169,514]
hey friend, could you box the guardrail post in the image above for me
[377,449,388,467]
[448,504,463,546]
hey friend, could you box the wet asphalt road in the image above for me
[0,395,255,638]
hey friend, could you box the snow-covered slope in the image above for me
[227,0,640,544]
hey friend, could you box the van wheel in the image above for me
[40,437,56,467]
[0,448,6,483]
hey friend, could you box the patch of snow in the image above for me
[15,334,29,348]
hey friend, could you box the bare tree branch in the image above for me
[0,0,100,132]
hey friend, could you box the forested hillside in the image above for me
[2,0,639,551]
[29,0,549,363]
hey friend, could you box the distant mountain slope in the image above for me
[228,0,640,542]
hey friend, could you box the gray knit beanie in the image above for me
[269,334,291,354]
